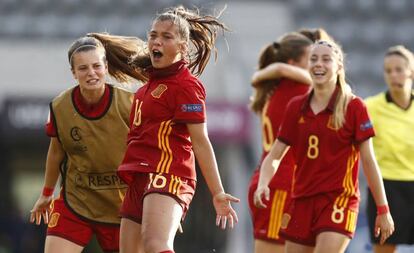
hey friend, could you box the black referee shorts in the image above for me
[366,179,414,245]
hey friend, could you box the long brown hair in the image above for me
[86,33,149,83]
[250,32,313,113]
[86,6,228,81]
[150,6,229,76]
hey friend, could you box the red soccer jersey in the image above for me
[118,60,206,184]
[46,84,111,137]
[260,78,310,189]
[278,88,375,198]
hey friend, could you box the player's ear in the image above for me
[179,41,188,56]
[71,68,77,80]
[337,62,343,74]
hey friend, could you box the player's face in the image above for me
[293,45,311,70]
[71,49,107,92]
[383,54,413,93]
[309,44,341,87]
[148,20,186,69]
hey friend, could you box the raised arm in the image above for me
[251,63,312,87]
[187,122,240,229]
[360,138,394,244]
[30,137,65,225]
[254,139,289,208]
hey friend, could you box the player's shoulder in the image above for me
[55,85,76,98]
[175,69,202,85]
[52,85,76,105]
[347,94,366,109]
[173,70,205,94]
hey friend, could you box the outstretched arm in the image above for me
[254,139,289,208]
[251,63,312,87]
[30,137,65,225]
[187,123,240,229]
[360,138,394,244]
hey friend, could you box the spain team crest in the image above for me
[151,84,168,98]
[48,212,60,228]
[281,213,291,229]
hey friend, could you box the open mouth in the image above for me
[312,70,326,77]
[152,49,163,59]
[87,79,99,84]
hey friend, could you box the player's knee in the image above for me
[142,235,169,253]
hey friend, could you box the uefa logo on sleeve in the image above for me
[181,104,203,112]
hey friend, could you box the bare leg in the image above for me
[141,193,183,253]
[44,235,83,253]
[314,231,350,253]
[254,239,285,253]
[120,218,144,253]
[285,240,314,253]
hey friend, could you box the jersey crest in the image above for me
[281,213,291,229]
[151,84,168,98]
[48,212,60,228]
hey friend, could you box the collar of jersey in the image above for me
[147,59,187,79]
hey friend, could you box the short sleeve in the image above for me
[351,97,375,143]
[173,83,206,123]
[129,94,138,128]
[45,106,57,137]
[277,99,299,146]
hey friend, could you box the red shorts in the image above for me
[47,197,120,252]
[280,191,359,246]
[248,169,291,243]
[120,172,196,224]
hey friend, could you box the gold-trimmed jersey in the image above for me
[51,85,133,224]
[365,91,414,180]
[118,60,206,184]
[278,89,375,198]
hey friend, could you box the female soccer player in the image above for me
[248,32,313,253]
[248,28,331,253]
[254,39,394,253]
[30,34,144,252]
[88,6,240,253]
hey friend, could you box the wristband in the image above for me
[42,187,54,197]
[376,204,389,215]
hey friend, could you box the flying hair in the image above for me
[150,5,229,76]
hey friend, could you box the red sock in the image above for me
[159,251,174,253]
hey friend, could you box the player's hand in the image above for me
[253,185,270,208]
[213,192,240,230]
[30,195,54,225]
[374,212,394,245]
[251,71,261,87]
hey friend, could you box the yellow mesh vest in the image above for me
[52,85,133,224]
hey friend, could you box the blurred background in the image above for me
[0,0,413,252]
